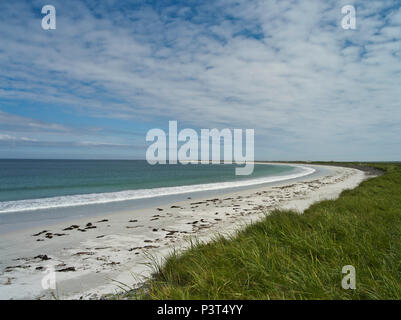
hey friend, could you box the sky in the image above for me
[0,0,400,161]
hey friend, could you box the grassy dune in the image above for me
[129,163,401,299]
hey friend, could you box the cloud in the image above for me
[0,134,137,149]
[0,0,400,160]
[0,110,68,133]
[0,134,37,142]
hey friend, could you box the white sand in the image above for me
[0,164,368,300]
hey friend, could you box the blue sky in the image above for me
[0,0,400,160]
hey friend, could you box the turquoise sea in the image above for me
[0,160,313,214]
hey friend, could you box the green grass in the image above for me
[126,163,401,300]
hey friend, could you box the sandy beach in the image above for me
[0,164,368,300]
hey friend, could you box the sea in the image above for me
[0,160,316,231]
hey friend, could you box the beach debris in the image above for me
[129,219,138,223]
[63,225,79,230]
[170,205,181,209]
[152,228,158,232]
[165,230,179,236]
[96,235,105,238]
[57,267,76,272]
[129,245,159,251]
[32,230,48,236]
[128,247,142,251]
[74,251,94,256]
[54,233,68,236]
[97,219,109,223]
[5,265,31,271]
[34,254,51,261]
[156,208,163,211]
[12,257,30,262]
[144,245,159,249]
[77,229,87,232]
[150,218,159,221]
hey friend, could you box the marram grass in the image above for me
[122,163,401,300]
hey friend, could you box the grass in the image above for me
[123,162,401,300]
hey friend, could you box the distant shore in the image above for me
[0,163,366,299]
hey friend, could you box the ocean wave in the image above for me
[0,165,315,214]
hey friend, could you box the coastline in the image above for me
[0,164,367,300]
[0,162,313,215]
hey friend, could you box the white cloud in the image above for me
[0,0,400,160]
[0,134,37,142]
